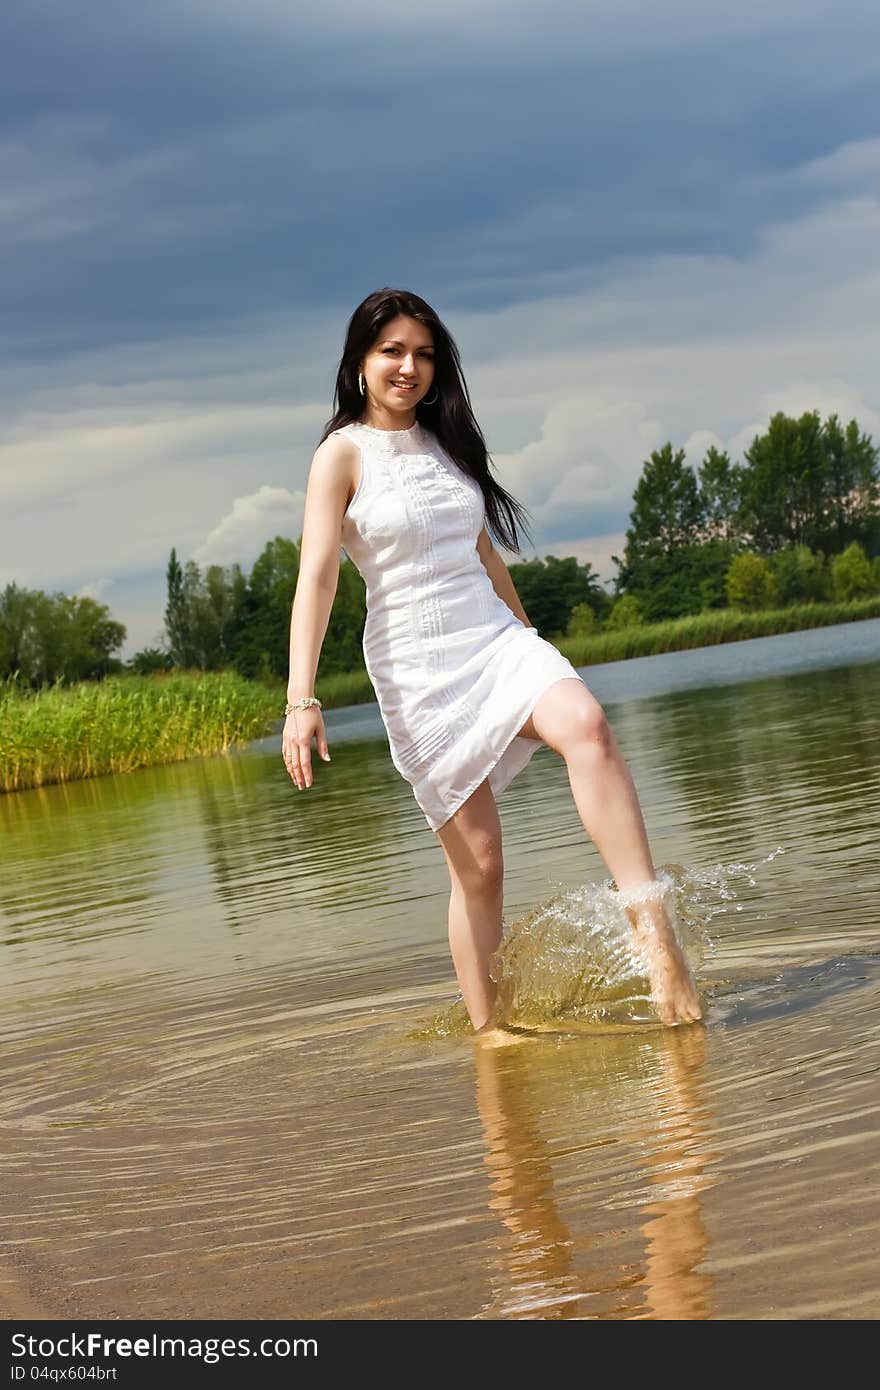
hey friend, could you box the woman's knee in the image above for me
[578,701,613,750]
[453,834,504,894]
[539,691,613,759]
[560,704,615,767]
[441,823,503,894]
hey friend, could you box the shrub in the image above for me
[831,542,875,601]
[725,553,779,610]
[770,545,829,605]
[606,595,643,629]
[565,603,598,637]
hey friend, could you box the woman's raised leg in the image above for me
[517,677,702,1026]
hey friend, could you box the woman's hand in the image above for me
[281,707,331,791]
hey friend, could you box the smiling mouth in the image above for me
[391,383,417,391]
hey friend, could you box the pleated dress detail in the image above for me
[337,420,586,832]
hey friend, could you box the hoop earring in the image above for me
[420,388,439,406]
[358,372,366,397]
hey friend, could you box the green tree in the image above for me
[726,554,779,611]
[613,539,735,621]
[58,594,127,681]
[507,555,610,637]
[619,443,704,573]
[164,553,253,672]
[565,603,598,637]
[161,535,370,682]
[0,582,37,678]
[614,443,717,619]
[0,583,125,685]
[737,411,879,554]
[698,447,740,541]
[164,548,190,666]
[770,545,828,606]
[830,542,875,601]
[821,414,880,554]
[233,537,300,680]
[178,559,216,669]
[606,594,643,629]
[128,647,172,674]
[320,558,368,677]
[738,413,823,552]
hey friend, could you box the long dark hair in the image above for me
[319,287,534,554]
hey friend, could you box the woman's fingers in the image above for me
[281,739,330,790]
[282,745,301,788]
[281,712,330,791]
[297,738,313,789]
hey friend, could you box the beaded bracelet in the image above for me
[285,697,322,716]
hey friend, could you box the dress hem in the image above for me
[424,673,586,834]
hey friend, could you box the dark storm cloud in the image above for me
[2,0,878,361]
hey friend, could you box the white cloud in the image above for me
[546,531,628,586]
[193,485,305,566]
[489,393,664,541]
[745,135,880,199]
[0,400,321,506]
[76,577,115,601]
[682,429,725,466]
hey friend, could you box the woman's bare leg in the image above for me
[435,779,508,1033]
[518,678,702,1026]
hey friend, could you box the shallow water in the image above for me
[1,620,879,1320]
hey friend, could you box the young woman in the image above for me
[283,287,702,1034]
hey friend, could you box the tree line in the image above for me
[2,408,877,688]
[613,409,879,622]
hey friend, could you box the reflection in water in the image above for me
[472,1038,580,1319]
[0,737,451,997]
[471,1026,715,1319]
[633,1028,714,1320]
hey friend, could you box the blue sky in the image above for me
[2,0,878,656]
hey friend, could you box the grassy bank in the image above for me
[3,597,878,795]
[0,670,283,794]
[553,595,880,668]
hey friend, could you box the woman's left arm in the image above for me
[476,527,533,629]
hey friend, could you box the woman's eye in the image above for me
[380,347,433,357]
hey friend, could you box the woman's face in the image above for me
[360,314,435,418]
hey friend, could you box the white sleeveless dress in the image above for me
[336,420,586,832]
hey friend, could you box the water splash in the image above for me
[417,850,785,1037]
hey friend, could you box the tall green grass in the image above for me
[554,596,880,668]
[3,597,877,795]
[0,670,283,794]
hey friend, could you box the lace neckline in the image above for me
[341,419,430,457]
[350,420,422,437]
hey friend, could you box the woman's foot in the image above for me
[623,884,703,1026]
[472,1023,531,1048]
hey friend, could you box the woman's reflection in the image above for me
[470,1023,715,1319]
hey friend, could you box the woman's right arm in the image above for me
[282,433,358,790]
[287,433,358,704]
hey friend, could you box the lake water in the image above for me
[1,619,879,1320]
